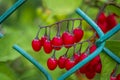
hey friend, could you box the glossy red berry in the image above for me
[79,53,88,73]
[85,70,96,79]
[58,55,67,69]
[117,74,120,80]
[106,14,117,31]
[43,40,53,54]
[90,44,97,54]
[110,76,116,80]
[47,57,57,70]
[73,53,80,64]
[65,58,75,70]
[41,36,47,46]
[51,36,63,50]
[90,55,101,67]
[80,63,88,74]
[62,32,75,48]
[73,28,84,43]
[32,38,42,52]
[95,63,102,73]
[97,12,107,33]
[79,53,88,61]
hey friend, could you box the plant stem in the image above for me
[35,27,41,39]
[52,50,56,58]
[56,23,60,37]
[64,48,69,57]
[66,20,69,32]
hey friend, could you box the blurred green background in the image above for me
[0,0,120,80]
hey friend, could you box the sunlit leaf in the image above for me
[43,0,82,15]
[0,73,12,80]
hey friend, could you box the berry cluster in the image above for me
[32,18,84,53]
[75,44,102,79]
[31,18,102,79]
[97,12,117,33]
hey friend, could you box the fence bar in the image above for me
[13,44,52,80]
[76,8,104,38]
[0,33,3,38]
[97,24,120,44]
[103,47,120,64]
[0,0,26,24]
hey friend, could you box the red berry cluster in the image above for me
[32,18,84,53]
[97,12,117,33]
[31,18,102,79]
[75,44,102,79]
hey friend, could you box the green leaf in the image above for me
[0,63,16,80]
[100,40,120,80]
[0,27,20,62]
[106,5,120,16]
[43,0,82,15]
[105,40,120,57]
[19,69,46,80]
[116,65,120,74]
[0,73,12,80]
[100,52,116,80]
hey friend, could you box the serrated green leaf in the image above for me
[43,0,82,15]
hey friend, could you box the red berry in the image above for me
[79,53,88,73]
[90,44,97,54]
[43,40,53,54]
[85,70,96,79]
[41,36,47,46]
[58,55,67,69]
[62,32,75,48]
[90,55,101,67]
[47,57,57,70]
[117,74,120,80]
[110,76,116,80]
[32,39,42,52]
[51,36,63,50]
[97,22,107,33]
[79,53,88,61]
[97,12,106,22]
[79,63,88,74]
[73,53,80,64]
[73,28,84,43]
[97,12,107,33]
[106,14,117,31]
[65,58,75,70]
[95,63,102,73]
